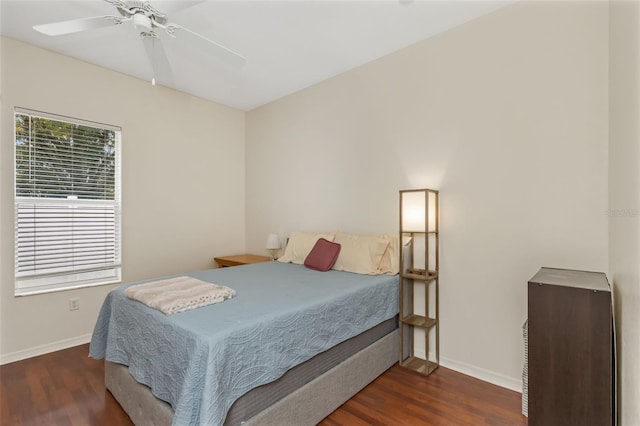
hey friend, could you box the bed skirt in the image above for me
[106,329,399,426]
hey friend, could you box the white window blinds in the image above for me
[14,108,121,295]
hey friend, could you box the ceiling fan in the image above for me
[32,0,246,86]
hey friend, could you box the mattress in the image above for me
[90,262,398,425]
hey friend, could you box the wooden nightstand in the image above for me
[213,254,272,268]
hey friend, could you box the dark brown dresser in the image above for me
[527,267,614,426]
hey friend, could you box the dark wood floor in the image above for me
[1,344,527,425]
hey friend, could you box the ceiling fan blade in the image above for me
[141,33,174,87]
[33,16,124,36]
[167,25,246,69]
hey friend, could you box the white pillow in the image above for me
[277,231,336,265]
[377,234,412,275]
[332,233,390,275]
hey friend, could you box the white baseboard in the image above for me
[0,333,92,365]
[410,341,522,392]
[440,355,523,393]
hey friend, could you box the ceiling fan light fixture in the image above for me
[132,13,152,31]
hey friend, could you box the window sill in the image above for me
[15,279,122,297]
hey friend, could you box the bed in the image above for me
[90,260,399,425]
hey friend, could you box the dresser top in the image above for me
[529,267,610,292]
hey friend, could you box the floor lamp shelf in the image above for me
[398,188,439,376]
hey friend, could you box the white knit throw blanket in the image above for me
[124,276,236,315]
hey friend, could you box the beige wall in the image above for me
[246,1,610,389]
[0,37,246,362]
[609,1,640,425]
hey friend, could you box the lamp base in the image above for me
[268,248,279,261]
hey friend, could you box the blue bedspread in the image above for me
[90,261,398,426]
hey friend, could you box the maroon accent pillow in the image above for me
[304,238,341,272]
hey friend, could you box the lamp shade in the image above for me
[401,189,437,232]
[266,233,281,250]
[402,191,426,232]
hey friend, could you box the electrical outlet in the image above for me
[69,298,80,311]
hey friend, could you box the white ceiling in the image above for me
[0,0,513,111]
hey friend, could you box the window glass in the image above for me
[14,109,121,295]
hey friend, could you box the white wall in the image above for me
[246,1,609,389]
[0,37,246,362]
[609,1,640,424]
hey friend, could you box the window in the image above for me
[14,108,121,295]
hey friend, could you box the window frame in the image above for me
[13,107,122,296]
